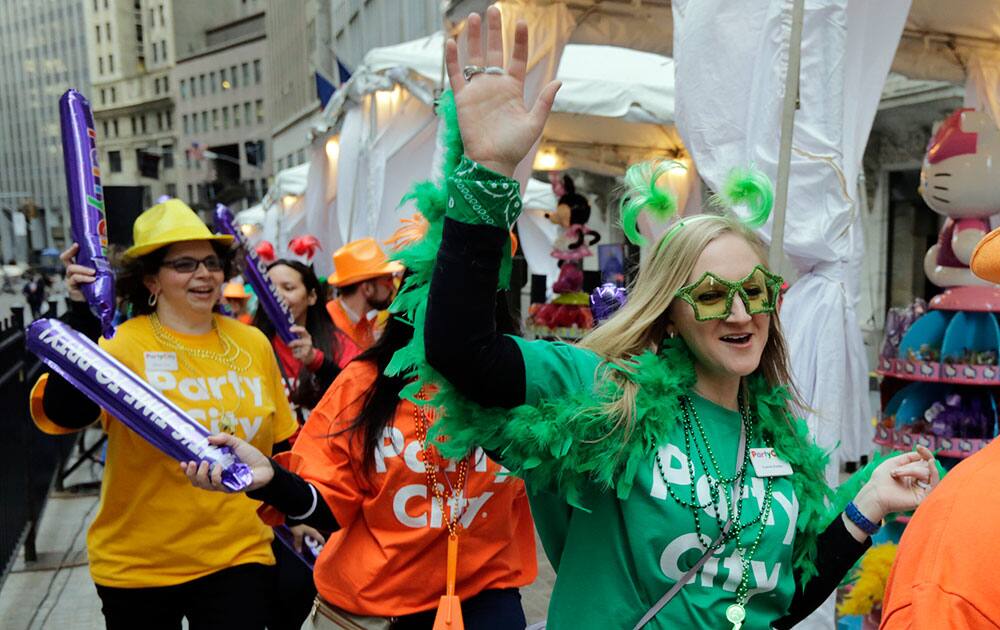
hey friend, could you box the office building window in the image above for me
[98,57,104,74]
[113,119,118,136]
[152,41,158,63]
[102,120,109,137]
[296,149,305,165]
[109,54,114,73]
[187,184,193,201]
[180,78,186,99]
[163,76,169,92]
[154,77,159,95]
[111,87,116,102]
[230,65,238,88]
[182,114,189,134]
[192,113,198,133]
[166,111,172,130]
[159,4,165,26]
[100,88,106,104]
[166,183,177,198]
[93,0,98,12]
[253,59,261,84]
[212,108,219,130]
[255,99,263,124]
[210,71,216,93]
[276,157,283,171]
[199,74,206,94]
[161,39,167,60]
[95,24,100,43]
[108,150,121,172]
[241,62,249,86]
[201,111,208,131]
[140,115,147,134]
[223,107,229,129]
[131,116,136,135]
[221,68,228,89]
[106,22,111,42]
[233,104,240,127]
[162,144,173,169]
[244,102,251,126]
[156,111,163,131]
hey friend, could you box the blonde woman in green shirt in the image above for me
[388,7,940,629]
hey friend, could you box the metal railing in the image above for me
[0,306,75,590]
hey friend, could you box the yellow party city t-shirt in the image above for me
[38,314,297,588]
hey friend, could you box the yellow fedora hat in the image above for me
[123,199,233,259]
[328,237,404,287]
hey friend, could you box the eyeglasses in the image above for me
[160,256,224,274]
[674,265,783,321]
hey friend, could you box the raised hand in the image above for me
[288,325,317,365]
[60,243,95,303]
[445,6,561,178]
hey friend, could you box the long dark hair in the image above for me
[253,259,338,361]
[347,290,520,475]
[116,241,235,317]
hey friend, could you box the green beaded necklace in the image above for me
[653,393,775,629]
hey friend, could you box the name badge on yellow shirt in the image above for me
[749,448,793,478]
[144,351,178,372]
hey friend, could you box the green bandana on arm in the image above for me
[446,157,523,230]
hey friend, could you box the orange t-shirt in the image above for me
[880,439,1000,629]
[326,299,377,350]
[278,361,537,617]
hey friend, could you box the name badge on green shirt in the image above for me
[749,448,793,478]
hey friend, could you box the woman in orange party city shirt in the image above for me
[185,305,538,629]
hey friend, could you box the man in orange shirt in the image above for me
[326,238,402,349]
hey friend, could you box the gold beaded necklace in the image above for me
[148,313,252,434]
[149,313,252,374]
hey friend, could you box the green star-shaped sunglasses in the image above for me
[674,265,783,321]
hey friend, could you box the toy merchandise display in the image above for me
[875,107,1000,460]
[527,174,602,338]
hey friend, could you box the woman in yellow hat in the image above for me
[30,199,298,629]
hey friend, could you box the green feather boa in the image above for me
[386,91,881,586]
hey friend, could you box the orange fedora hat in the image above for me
[328,237,404,287]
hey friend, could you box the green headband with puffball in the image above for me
[619,161,775,249]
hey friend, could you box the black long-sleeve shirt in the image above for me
[422,217,868,627]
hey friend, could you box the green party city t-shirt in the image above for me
[514,337,797,630]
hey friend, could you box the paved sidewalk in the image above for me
[0,458,103,629]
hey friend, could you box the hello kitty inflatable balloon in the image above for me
[921,108,1000,287]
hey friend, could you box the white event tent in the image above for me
[294,30,686,283]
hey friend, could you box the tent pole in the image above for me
[768,0,806,271]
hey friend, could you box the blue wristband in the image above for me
[844,501,881,535]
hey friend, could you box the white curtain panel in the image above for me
[673,1,911,624]
[965,50,1000,129]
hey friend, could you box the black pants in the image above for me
[268,539,317,630]
[95,563,275,630]
[391,588,526,630]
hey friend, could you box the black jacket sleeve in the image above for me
[425,218,526,409]
[40,300,102,428]
[309,352,342,396]
[772,516,871,628]
[247,459,339,532]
